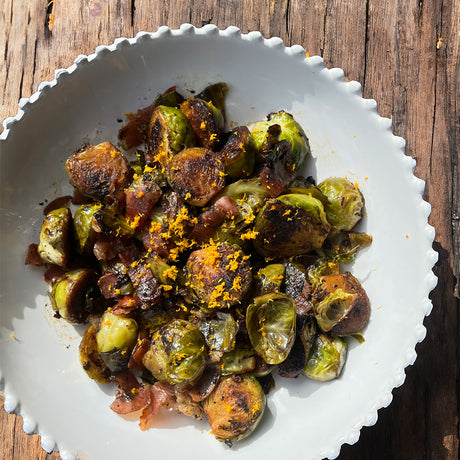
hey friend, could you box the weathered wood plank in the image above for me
[0,1,458,459]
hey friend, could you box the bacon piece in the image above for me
[191,196,239,243]
[110,372,151,415]
[118,103,156,151]
[44,265,66,285]
[97,273,120,299]
[25,243,43,267]
[128,337,150,370]
[139,382,174,430]
[127,263,161,306]
[43,195,72,215]
[110,295,142,315]
[125,181,162,228]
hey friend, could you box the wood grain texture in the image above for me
[1,1,458,459]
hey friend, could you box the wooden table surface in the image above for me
[1,1,458,459]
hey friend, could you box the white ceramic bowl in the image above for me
[0,24,437,460]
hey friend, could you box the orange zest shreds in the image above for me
[232,276,242,292]
[164,265,178,280]
[137,191,145,198]
[200,121,207,130]
[161,285,173,291]
[240,230,259,240]
[210,133,218,141]
[128,214,142,229]
[225,259,239,271]
[283,209,291,216]
[131,387,139,394]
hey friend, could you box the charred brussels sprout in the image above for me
[96,310,138,373]
[254,194,330,258]
[199,312,238,353]
[79,325,111,383]
[50,269,100,323]
[92,205,135,237]
[312,272,370,335]
[142,319,206,387]
[217,126,256,179]
[180,98,224,149]
[73,203,101,255]
[203,374,265,444]
[251,111,310,169]
[196,82,228,113]
[166,147,225,206]
[65,142,130,199]
[186,244,252,311]
[246,293,296,365]
[38,207,72,267]
[255,264,285,296]
[302,333,347,381]
[317,177,364,235]
[147,105,195,167]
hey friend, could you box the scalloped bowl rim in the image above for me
[0,24,438,460]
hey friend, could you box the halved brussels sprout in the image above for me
[302,333,347,381]
[186,244,252,311]
[96,310,138,373]
[221,344,256,375]
[73,203,102,255]
[202,374,265,444]
[317,177,364,235]
[65,142,130,199]
[217,126,256,179]
[180,98,224,149]
[50,268,100,323]
[199,312,238,353]
[251,110,310,169]
[255,264,285,296]
[147,105,195,167]
[312,272,370,335]
[246,293,296,365]
[196,82,228,113]
[38,207,72,267]
[254,194,330,258]
[79,325,111,383]
[166,147,225,206]
[92,205,135,237]
[142,319,206,387]
[214,177,269,212]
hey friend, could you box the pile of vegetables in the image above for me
[26,83,372,445]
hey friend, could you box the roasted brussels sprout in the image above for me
[92,205,135,237]
[38,207,71,267]
[221,344,256,375]
[79,325,111,383]
[50,268,100,323]
[96,310,138,373]
[73,203,101,255]
[254,194,330,258]
[246,293,296,365]
[186,244,252,311]
[215,177,269,212]
[166,147,225,206]
[180,98,224,149]
[196,82,228,113]
[202,374,265,444]
[251,110,310,169]
[302,333,347,381]
[65,142,130,199]
[142,319,206,387]
[216,126,255,179]
[255,264,285,296]
[147,105,195,166]
[198,312,238,353]
[317,177,364,235]
[312,272,370,335]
